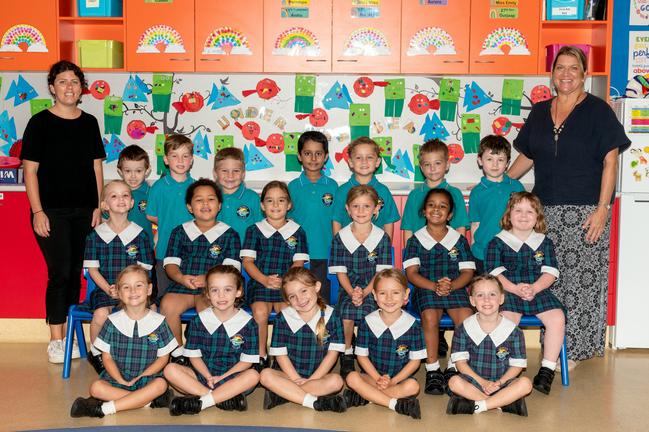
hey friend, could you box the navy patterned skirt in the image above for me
[90,289,119,310]
[99,372,163,391]
[501,290,564,316]
[415,286,471,311]
[248,282,284,304]
[337,292,377,322]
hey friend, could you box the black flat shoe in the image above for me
[87,353,105,375]
[70,397,104,418]
[343,388,369,408]
[424,370,446,395]
[443,367,459,396]
[395,397,421,419]
[314,394,347,413]
[169,396,202,416]
[446,395,475,415]
[150,388,174,408]
[502,397,528,417]
[339,354,355,379]
[263,389,288,410]
[216,393,247,412]
[170,355,190,367]
[438,331,448,357]
[533,366,555,395]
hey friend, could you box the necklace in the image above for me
[552,93,584,156]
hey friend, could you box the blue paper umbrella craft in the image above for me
[122,74,150,102]
[244,143,273,171]
[193,131,211,160]
[5,75,38,106]
[0,111,17,155]
[462,81,492,112]
[419,113,449,141]
[323,81,352,110]
[103,134,126,163]
[207,83,241,110]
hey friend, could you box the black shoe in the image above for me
[150,388,174,408]
[87,353,105,375]
[533,366,555,395]
[313,394,347,413]
[263,389,288,410]
[438,331,448,357]
[446,395,475,415]
[70,397,105,418]
[502,397,528,417]
[170,355,190,367]
[254,357,269,373]
[443,367,459,396]
[424,369,446,395]
[343,388,369,408]
[216,393,247,412]
[339,354,355,379]
[169,396,202,416]
[395,397,421,419]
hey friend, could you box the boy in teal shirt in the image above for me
[117,145,153,248]
[288,131,338,303]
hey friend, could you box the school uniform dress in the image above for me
[164,221,241,295]
[218,183,263,243]
[401,180,470,233]
[129,182,154,249]
[184,308,259,388]
[241,220,309,304]
[269,305,345,378]
[83,222,154,310]
[403,227,475,312]
[355,310,427,378]
[450,314,527,391]
[332,175,400,228]
[486,230,564,315]
[93,309,178,391]
[328,224,392,322]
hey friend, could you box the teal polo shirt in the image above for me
[128,181,154,248]
[401,179,469,233]
[146,175,194,257]
[218,183,262,242]
[332,175,400,228]
[468,175,524,260]
[288,172,339,260]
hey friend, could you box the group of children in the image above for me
[70,130,566,420]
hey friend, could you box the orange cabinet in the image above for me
[401,0,469,74]
[469,0,540,75]
[0,3,58,71]
[126,0,194,72]
[195,0,263,72]
[263,0,332,73]
[332,0,400,73]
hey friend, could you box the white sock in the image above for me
[144,402,151,408]
[388,398,397,411]
[302,393,317,409]
[425,361,440,371]
[541,359,557,371]
[345,348,353,355]
[474,400,487,414]
[200,392,214,410]
[171,346,184,358]
[101,401,116,415]
[90,346,101,356]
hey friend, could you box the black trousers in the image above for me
[33,208,94,325]
[310,259,331,304]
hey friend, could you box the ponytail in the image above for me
[315,296,327,346]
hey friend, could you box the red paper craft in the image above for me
[295,108,329,127]
[266,134,285,153]
[234,121,266,147]
[242,78,281,100]
[408,94,440,115]
[353,76,388,97]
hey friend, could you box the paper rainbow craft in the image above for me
[407,27,455,56]
[343,27,390,57]
[479,27,530,56]
[137,24,185,53]
[203,27,251,55]
[272,27,320,57]
[0,24,48,53]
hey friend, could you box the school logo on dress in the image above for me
[534,251,544,265]
[322,193,334,206]
[236,206,250,219]
[126,244,139,258]
[138,200,147,213]
[209,244,222,258]
[396,344,409,358]
[448,247,459,261]
[147,333,159,343]
[367,250,378,263]
[230,334,244,350]
[286,236,298,249]
[496,346,510,360]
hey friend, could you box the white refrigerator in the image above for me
[611,99,649,349]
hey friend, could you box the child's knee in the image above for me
[345,371,362,387]
[328,374,344,391]
[403,378,420,395]
[259,368,274,386]
[447,375,462,392]
[89,380,104,397]
[516,376,533,394]
[93,307,110,322]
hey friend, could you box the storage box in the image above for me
[0,168,23,184]
[78,40,124,69]
[545,43,591,72]
[78,0,123,17]
[546,0,585,20]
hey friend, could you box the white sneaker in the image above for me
[63,337,81,359]
[47,340,64,364]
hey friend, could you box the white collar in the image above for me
[108,309,165,338]
[496,230,545,252]
[282,305,335,334]
[182,220,231,244]
[364,309,416,340]
[256,219,300,240]
[463,314,517,347]
[413,226,460,251]
[95,222,142,245]
[198,308,252,337]
[338,224,385,254]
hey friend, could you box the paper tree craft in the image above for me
[123,74,150,103]
[323,81,352,110]
[207,84,241,110]
[463,81,492,112]
[419,113,449,141]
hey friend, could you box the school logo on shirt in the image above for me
[367,250,378,263]
[448,247,459,261]
[209,244,222,258]
[534,251,544,265]
[377,197,385,212]
[236,206,250,219]
[286,236,298,249]
[147,333,159,344]
[138,200,147,213]
[125,244,139,258]
[230,334,244,350]
[322,193,334,207]
[322,330,331,345]
[496,346,510,360]
[396,344,409,358]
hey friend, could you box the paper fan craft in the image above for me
[407,27,455,56]
[273,27,321,57]
[0,24,48,52]
[137,24,185,53]
[479,27,530,56]
[343,27,390,57]
[203,27,251,55]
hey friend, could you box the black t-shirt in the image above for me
[513,93,630,206]
[21,110,106,210]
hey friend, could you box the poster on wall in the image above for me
[628,31,649,79]
[630,0,649,25]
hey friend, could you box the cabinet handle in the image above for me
[443,60,464,63]
[0,56,15,60]
[170,58,191,61]
[337,59,358,62]
[635,200,649,203]
[306,59,327,62]
[474,60,495,63]
[200,58,221,62]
